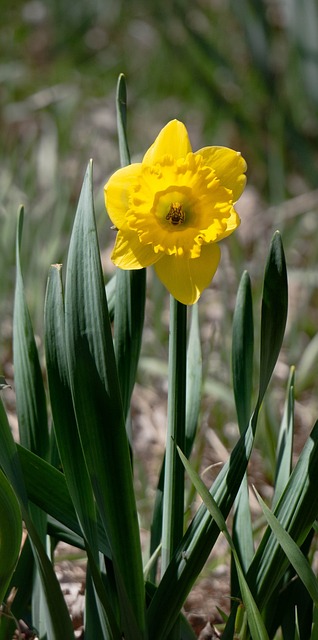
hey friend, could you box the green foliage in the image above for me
[0,468,22,604]
[1,75,318,640]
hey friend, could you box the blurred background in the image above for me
[1,0,318,490]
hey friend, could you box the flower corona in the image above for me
[104,120,246,305]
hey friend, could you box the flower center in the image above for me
[166,202,185,226]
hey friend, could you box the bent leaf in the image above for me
[0,468,22,603]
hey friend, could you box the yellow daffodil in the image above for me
[104,120,246,305]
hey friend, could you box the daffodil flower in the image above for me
[104,120,246,305]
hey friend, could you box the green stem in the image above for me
[161,296,187,576]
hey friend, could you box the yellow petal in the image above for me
[143,120,192,165]
[112,229,161,269]
[209,205,241,242]
[154,243,221,305]
[197,146,247,202]
[104,163,142,228]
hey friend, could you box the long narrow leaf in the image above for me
[185,303,202,455]
[13,206,49,458]
[258,231,288,403]
[147,232,288,639]
[272,367,295,509]
[0,468,22,602]
[247,420,318,611]
[13,206,49,634]
[232,271,254,574]
[178,448,269,640]
[22,508,75,639]
[45,264,121,637]
[64,161,145,639]
[232,270,254,433]
[116,73,131,167]
[17,441,114,555]
[113,74,146,425]
[255,487,318,604]
[0,399,75,639]
[45,264,99,550]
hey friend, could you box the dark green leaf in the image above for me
[113,74,146,426]
[13,206,49,458]
[116,73,131,167]
[247,420,318,611]
[147,235,288,639]
[272,367,295,509]
[178,448,269,640]
[258,231,288,404]
[0,468,22,602]
[255,487,318,604]
[232,270,254,434]
[64,161,145,639]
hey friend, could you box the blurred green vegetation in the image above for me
[1,0,318,460]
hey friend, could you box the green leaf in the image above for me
[272,367,295,509]
[22,509,75,639]
[45,264,121,636]
[258,231,288,404]
[255,487,318,605]
[0,326,74,639]
[178,448,269,640]
[185,303,202,455]
[113,268,146,426]
[232,271,254,573]
[0,390,74,637]
[232,270,254,434]
[13,209,48,633]
[311,604,318,639]
[13,206,49,458]
[64,160,145,639]
[247,419,318,611]
[16,443,111,555]
[116,73,131,167]
[105,273,116,321]
[5,535,34,624]
[113,74,146,427]
[147,233,288,640]
[0,395,28,507]
[0,468,22,602]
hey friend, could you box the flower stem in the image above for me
[161,296,187,577]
